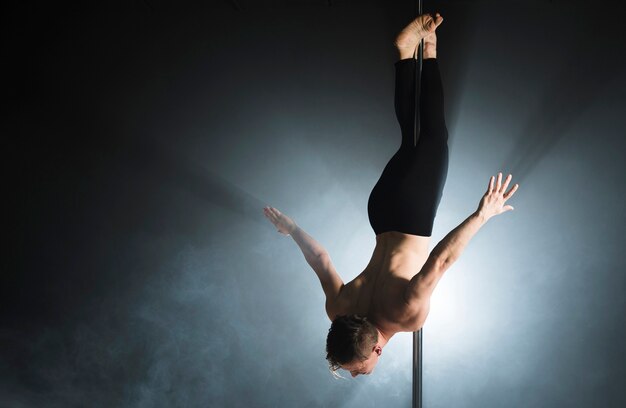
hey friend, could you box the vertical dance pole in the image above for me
[413,0,423,146]
[412,1,424,408]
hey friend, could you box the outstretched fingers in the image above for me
[500,174,512,193]
[481,173,520,217]
[504,183,519,200]
[487,173,516,196]
[264,206,277,222]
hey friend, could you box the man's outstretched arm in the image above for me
[404,173,519,305]
[289,225,344,300]
[263,207,344,317]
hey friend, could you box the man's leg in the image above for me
[393,13,444,149]
[367,15,444,236]
[394,58,418,150]
[404,33,449,236]
[418,33,447,144]
[367,59,416,235]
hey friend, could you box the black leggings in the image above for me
[367,58,449,237]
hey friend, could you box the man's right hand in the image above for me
[263,206,297,236]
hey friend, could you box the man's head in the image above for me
[325,315,382,378]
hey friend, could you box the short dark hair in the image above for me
[325,315,378,377]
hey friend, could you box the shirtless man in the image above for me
[263,13,519,378]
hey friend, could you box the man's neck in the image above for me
[376,327,392,347]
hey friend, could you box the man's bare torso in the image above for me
[333,231,432,337]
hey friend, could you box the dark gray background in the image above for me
[3,0,626,407]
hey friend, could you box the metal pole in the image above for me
[413,0,424,147]
[412,0,424,407]
[412,329,423,408]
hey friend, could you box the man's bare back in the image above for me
[331,232,432,338]
[264,171,519,377]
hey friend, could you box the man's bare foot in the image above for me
[423,32,437,59]
[395,13,443,59]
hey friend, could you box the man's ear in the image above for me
[374,345,382,356]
